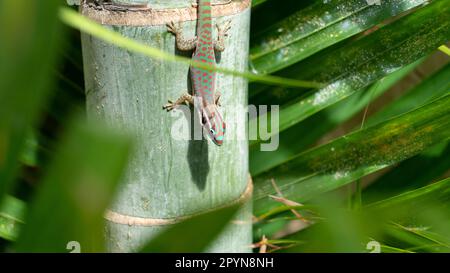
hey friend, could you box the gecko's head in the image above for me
[202,109,226,146]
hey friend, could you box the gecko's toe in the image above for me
[224,21,232,31]
[167,21,177,33]
[163,102,176,111]
[217,21,232,37]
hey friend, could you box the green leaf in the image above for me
[0,196,26,241]
[439,45,450,56]
[139,205,240,253]
[361,63,450,202]
[253,94,450,217]
[383,223,450,252]
[0,0,62,203]
[363,142,450,204]
[379,244,414,253]
[281,194,383,253]
[14,118,132,252]
[396,223,450,250]
[250,0,450,141]
[250,0,427,74]
[366,62,450,128]
[252,0,269,7]
[249,60,421,175]
[19,129,39,167]
[366,177,450,210]
[365,177,450,252]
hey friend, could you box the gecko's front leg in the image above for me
[163,92,194,111]
[167,22,198,51]
[214,21,231,52]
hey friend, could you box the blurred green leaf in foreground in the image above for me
[15,117,132,252]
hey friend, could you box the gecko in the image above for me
[163,0,231,146]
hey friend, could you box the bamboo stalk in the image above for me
[79,0,252,252]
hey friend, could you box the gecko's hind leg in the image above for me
[167,21,198,51]
[214,21,231,52]
[163,92,194,111]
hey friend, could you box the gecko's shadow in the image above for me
[185,73,210,191]
[215,51,223,64]
[187,137,209,191]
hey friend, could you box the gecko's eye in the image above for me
[210,129,216,135]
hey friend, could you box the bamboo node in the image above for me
[80,0,251,26]
[105,176,253,226]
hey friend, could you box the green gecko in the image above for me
[163,0,231,146]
